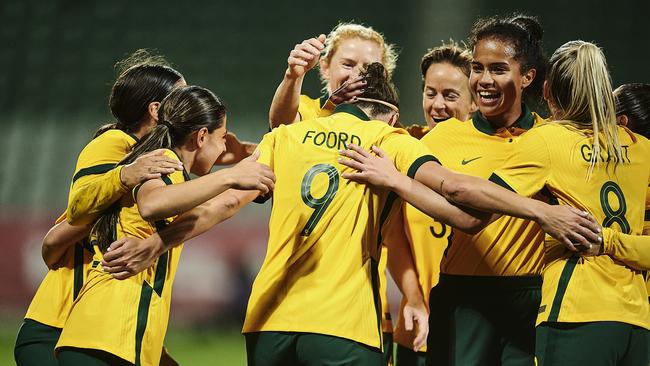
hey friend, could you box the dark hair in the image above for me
[91,85,226,251]
[469,14,547,104]
[93,49,184,138]
[356,62,399,116]
[420,40,472,81]
[614,83,650,139]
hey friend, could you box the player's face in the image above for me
[321,37,382,92]
[422,62,475,128]
[193,116,228,176]
[470,39,527,124]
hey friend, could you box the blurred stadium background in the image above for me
[0,0,647,364]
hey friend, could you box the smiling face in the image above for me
[470,38,534,126]
[320,37,383,93]
[422,62,475,127]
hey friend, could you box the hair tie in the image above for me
[354,97,399,113]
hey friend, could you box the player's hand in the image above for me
[101,236,165,280]
[120,149,184,189]
[536,205,602,252]
[403,300,429,352]
[215,132,257,165]
[225,151,276,194]
[286,34,326,79]
[326,76,367,108]
[339,144,401,190]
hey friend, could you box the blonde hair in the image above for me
[321,22,398,85]
[546,40,621,177]
[420,40,472,79]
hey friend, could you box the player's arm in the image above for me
[136,152,274,222]
[67,149,183,225]
[102,189,259,279]
[42,221,91,269]
[587,228,650,271]
[214,132,257,165]
[383,210,428,351]
[339,144,601,250]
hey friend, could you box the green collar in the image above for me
[319,93,329,108]
[472,104,535,135]
[333,103,371,121]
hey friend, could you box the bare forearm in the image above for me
[269,72,303,128]
[42,221,91,268]
[154,190,258,251]
[138,170,235,221]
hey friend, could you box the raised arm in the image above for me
[269,35,325,128]
[101,189,259,279]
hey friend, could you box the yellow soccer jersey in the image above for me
[67,129,136,224]
[243,104,436,349]
[24,129,136,328]
[378,245,393,333]
[57,149,187,366]
[424,107,546,276]
[390,123,447,351]
[298,94,333,122]
[491,124,650,329]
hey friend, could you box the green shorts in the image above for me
[395,344,426,366]
[536,321,649,366]
[245,331,382,366]
[14,318,61,366]
[57,347,132,366]
[426,274,541,366]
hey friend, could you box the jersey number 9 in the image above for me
[300,164,339,236]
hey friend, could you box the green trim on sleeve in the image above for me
[161,176,173,186]
[645,209,649,221]
[72,163,116,184]
[407,155,439,178]
[488,173,516,193]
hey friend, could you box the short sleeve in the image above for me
[490,128,551,197]
[256,130,276,170]
[377,131,439,178]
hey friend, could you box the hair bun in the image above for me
[510,14,543,43]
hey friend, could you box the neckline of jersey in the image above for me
[471,103,535,135]
[332,103,371,121]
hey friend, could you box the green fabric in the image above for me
[471,104,535,135]
[14,319,61,366]
[427,274,541,366]
[58,347,132,366]
[536,321,649,366]
[395,344,426,366]
[383,332,394,366]
[333,104,371,121]
[245,331,383,366]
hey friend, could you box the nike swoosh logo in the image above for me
[461,157,482,165]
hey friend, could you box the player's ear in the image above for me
[617,114,628,127]
[194,127,209,148]
[389,112,400,127]
[148,102,161,122]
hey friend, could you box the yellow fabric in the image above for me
[422,114,547,276]
[57,149,186,366]
[67,129,133,225]
[298,94,332,122]
[389,123,447,351]
[243,106,435,348]
[378,245,393,333]
[25,130,136,328]
[493,124,650,329]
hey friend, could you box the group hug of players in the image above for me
[12,12,650,366]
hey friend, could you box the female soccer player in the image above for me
[340,41,650,366]
[14,52,188,366]
[268,22,397,127]
[243,61,595,366]
[54,85,272,366]
[389,41,476,366]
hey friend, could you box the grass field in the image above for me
[1,317,247,366]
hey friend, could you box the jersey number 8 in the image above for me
[600,181,631,234]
